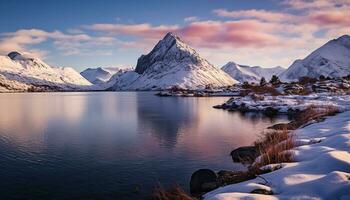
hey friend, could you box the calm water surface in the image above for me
[0,92,287,199]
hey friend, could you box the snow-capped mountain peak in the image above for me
[80,67,123,84]
[0,51,91,91]
[121,32,237,90]
[280,34,350,81]
[222,62,285,83]
[135,32,204,74]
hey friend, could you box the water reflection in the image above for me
[0,92,288,199]
[136,93,196,148]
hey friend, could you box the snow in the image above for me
[222,62,285,83]
[0,52,92,91]
[204,110,350,200]
[281,35,350,81]
[224,93,350,113]
[80,67,122,84]
[110,32,237,90]
[103,69,140,90]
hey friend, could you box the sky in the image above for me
[0,0,349,72]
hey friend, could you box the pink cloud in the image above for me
[88,23,179,39]
[308,11,350,26]
[178,20,281,48]
[88,20,283,49]
[213,9,296,22]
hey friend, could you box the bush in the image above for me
[269,75,281,85]
[298,76,317,85]
[260,77,267,86]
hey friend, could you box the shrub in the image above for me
[260,77,267,86]
[269,75,281,85]
[298,76,318,85]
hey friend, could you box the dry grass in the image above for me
[270,105,340,130]
[241,84,281,96]
[253,129,295,168]
[295,105,339,125]
[153,185,196,200]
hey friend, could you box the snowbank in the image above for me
[223,93,350,113]
[204,111,350,200]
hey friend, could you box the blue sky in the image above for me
[0,0,349,71]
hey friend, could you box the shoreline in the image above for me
[201,109,350,199]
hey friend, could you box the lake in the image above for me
[0,92,287,199]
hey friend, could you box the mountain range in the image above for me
[80,67,123,84]
[0,34,349,92]
[221,62,285,83]
[280,35,350,81]
[0,52,91,92]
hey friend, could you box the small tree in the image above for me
[270,75,281,85]
[260,77,267,86]
[319,75,326,81]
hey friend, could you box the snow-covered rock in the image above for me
[80,67,121,84]
[111,32,237,90]
[0,52,92,92]
[222,62,285,83]
[281,35,350,81]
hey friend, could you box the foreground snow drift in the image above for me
[204,111,350,200]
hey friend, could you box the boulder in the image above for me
[263,107,279,117]
[190,169,218,195]
[230,146,259,163]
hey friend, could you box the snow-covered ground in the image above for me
[204,109,350,199]
[222,93,350,113]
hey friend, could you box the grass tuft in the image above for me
[153,185,196,200]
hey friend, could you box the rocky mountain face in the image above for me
[280,35,350,81]
[0,51,92,92]
[221,62,285,83]
[114,32,237,90]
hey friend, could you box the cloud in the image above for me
[213,9,296,22]
[87,23,179,39]
[282,0,350,10]
[0,29,118,58]
[308,10,350,26]
[178,20,282,48]
[1,0,349,69]
[184,16,199,22]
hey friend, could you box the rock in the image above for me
[250,188,273,195]
[217,170,255,186]
[7,51,22,59]
[263,107,279,117]
[190,169,218,195]
[230,146,259,163]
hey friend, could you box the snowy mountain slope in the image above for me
[280,35,350,81]
[80,67,121,84]
[221,62,285,83]
[101,68,140,90]
[110,32,237,90]
[0,52,92,91]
